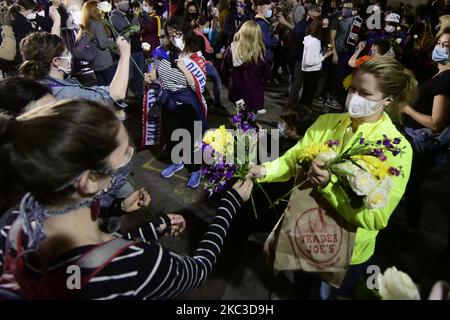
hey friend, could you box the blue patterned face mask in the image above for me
[432,45,449,64]
[18,148,134,250]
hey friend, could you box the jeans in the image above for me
[294,259,372,299]
[130,51,145,96]
[335,51,352,105]
[95,63,118,86]
[206,63,222,106]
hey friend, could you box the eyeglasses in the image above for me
[167,30,183,38]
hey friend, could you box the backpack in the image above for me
[73,31,100,63]
[0,219,137,300]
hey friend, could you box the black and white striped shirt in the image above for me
[0,190,244,300]
[153,58,197,92]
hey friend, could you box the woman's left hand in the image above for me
[121,188,151,212]
[308,160,331,187]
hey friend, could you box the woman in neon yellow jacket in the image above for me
[248,57,418,299]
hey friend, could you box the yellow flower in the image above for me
[353,155,390,180]
[299,143,333,163]
[204,126,234,157]
[343,74,353,90]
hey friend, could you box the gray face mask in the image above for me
[118,2,130,12]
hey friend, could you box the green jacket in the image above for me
[260,113,412,264]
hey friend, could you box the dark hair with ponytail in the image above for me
[0,77,52,116]
[0,99,120,206]
[19,32,66,80]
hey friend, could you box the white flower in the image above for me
[395,38,402,44]
[348,170,377,196]
[377,267,421,300]
[142,42,151,51]
[413,34,418,39]
[97,1,112,13]
[316,151,338,164]
[364,185,388,209]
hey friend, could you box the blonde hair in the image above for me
[232,20,266,64]
[358,56,418,121]
[437,15,450,38]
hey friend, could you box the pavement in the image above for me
[117,72,450,300]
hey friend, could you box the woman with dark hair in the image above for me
[185,1,201,24]
[0,76,55,116]
[19,31,131,118]
[77,0,116,86]
[145,16,207,189]
[300,17,333,106]
[9,1,61,64]
[0,99,253,299]
[140,0,162,57]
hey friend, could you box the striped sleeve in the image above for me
[0,209,19,273]
[122,216,170,243]
[81,189,244,300]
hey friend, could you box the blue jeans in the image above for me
[206,63,222,106]
[294,260,372,299]
[130,51,145,96]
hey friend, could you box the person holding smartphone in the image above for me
[300,17,333,107]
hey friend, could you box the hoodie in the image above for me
[302,35,325,72]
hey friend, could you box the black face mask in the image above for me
[189,12,199,20]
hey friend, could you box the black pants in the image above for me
[300,70,320,107]
[162,103,201,173]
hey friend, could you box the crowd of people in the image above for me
[0,0,449,300]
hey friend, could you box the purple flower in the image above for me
[359,138,365,145]
[383,140,393,148]
[327,139,340,147]
[232,114,241,124]
[389,167,401,176]
[379,154,387,161]
[393,138,401,145]
[248,112,256,121]
[373,148,383,156]
[376,140,382,145]
[392,150,400,156]
[242,122,251,132]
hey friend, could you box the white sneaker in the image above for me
[257,109,267,114]
[277,66,283,74]
[115,110,127,121]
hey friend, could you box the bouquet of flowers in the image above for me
[97,1,112,14]
[199,102,273,217]
[273,132,406,210]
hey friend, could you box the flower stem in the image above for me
[255,180,277,216]
[250,193,257,219]
[269,178,310,210]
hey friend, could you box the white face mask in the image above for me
[142,5,150,12]
[56,52,73,75]
[345,92,386,118]
[384,25,395,33]
[173,36,185,51]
